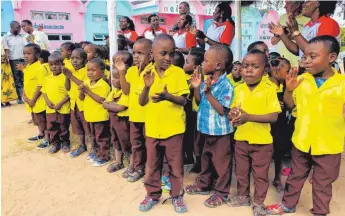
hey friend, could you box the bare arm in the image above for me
[247,113,279,123]
[193,86,201,105]
[119,70,130,95]
[103,102,127,113]
[79,91,85,101]
[165,94,187,106]
[280,34,299,56]
[294,34,309,53]
[139,86,150,106]
[65,78,71,91]
[31,87,42,103]
[84,89,106,104]
[283,90,295,110]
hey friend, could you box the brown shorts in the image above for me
[110,115,131,153]
[71,106,90,136]
[31,111,47,134]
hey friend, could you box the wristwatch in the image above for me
[204,37,209,43]
[292,31,301,38]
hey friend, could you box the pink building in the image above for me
[13,0,86,50]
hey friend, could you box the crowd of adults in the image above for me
[1,1,343,108]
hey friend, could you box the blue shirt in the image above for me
[314,77,327,88]
[197,73,234,135]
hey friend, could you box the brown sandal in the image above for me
[107,162,124,173]
[127,169,144,182]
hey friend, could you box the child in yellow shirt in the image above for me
[266,36,345,216]
[227,49,281,215]
[138,34,189,213]
[117,38,153,182]
[103,51,133,174]
[227,61,243,87]
[60,42,76,71]
[83,43,110,83]
[79,58,111,167]
[39,50,51,76]
[63,48,90,158]
[41,53,70,153]
[22,44,49,146]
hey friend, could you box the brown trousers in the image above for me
[71,106,90,137]
[46,113,70,147]
[89,121,110,161]
[130,122,146,172]
[145,134,184,200]
[194,131,204,157]
[282,146,341,215]
[235,141,273,204]
[110,115,131,153]
[31,111,47,136]
[197,134,232,196]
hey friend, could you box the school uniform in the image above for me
[126,64,152,172]
[106,88,130,153]
[83,78,111,161]
[196,73,234,196]
[24,61,48,134]
[142,26,167,41]
[63,58,74,71]
[41,73,71,147]
[233,80,281,205]
[281,70,345,215]
[41,62,52,76]
[140,64,190,200]
[69,66,90,144]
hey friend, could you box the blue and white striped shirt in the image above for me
[197,73,234,135]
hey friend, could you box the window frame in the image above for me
[47,34,73,41]
[30,10,71,21]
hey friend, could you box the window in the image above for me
[31,11,70,21]
[92,14,108,22]
[47,34,72,41]
[93,34,108,41]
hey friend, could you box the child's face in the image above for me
[202,49,218,75]
[23,47,38,64]
[49,59,63,76]
[254,44,269,58]
[133,42,151,69]
[111,71,121,88]
[84,44,97,61]
[231,64,242,79]
[71,50,86,70]
[152,39,175,71]
[277,61,289,81]
[241,53,266,85]
[60,46,70,59]
[87,62,102,81]
[303,42,337,75]
[183,54,196,74]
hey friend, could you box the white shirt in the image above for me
[3,32,27,60]
[24,30,50,51]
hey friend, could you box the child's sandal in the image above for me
[185,184,210,195]
[107,162,124,173]
[127,169,144,182]
[121,167,134,178]
[204,194,227,208]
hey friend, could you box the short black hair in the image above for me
[48,52,63,63]
[10,21,20,27]
[116,51,133,67]
[245,49,269,68]
[189,47,204,66]
[21,20,32,26]
[24,43,41,55]
[117,38,127,51]
[309,35,340,55]
[318,1,338,17]
[172,51,185,68]
[88,58,106,71]
[153,34,175,48]
[269,52,281,59]
[72,48,87,61]
[39,50,50,63]
[61,42,76,52]
[185,14,193,26]
[209,45,233,70]
[136,38,153,48]
[148,14,159,23]
[136,36,145,41]
[247,41,267,52]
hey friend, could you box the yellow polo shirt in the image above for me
[125,63,153,122]
[292,71,345,155]
[105,88,129,117]
[23,61,47,113]
[139,64,190,139]
[70,66,87,111]
[233,80,282,144]
[64,58,74,71]
[41,63,52,76]
[105,69,110,80]
[41,73,70,114]
[83,78,111,123]
[227,74,244,88]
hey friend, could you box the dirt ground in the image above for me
[2,104,345,216]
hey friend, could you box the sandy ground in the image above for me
[2,104,345,216]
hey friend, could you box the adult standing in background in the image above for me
[142,14,167,41]
[21,20,50,51]
[270,1,309,67]
[171,2,196,31]
[117,16,138,51]
[3,21,27,104]
[172,14,196,54]
[269,1,339,56]
[195,2,235,51]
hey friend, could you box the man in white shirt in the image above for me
[3,21,27,104]
[21,20,50,51]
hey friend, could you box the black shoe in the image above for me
[17,99,24,104]
[5,102,11,106]
[28,135,44,142]
[36,140,49,149]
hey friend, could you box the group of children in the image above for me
[20,34,344,215]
